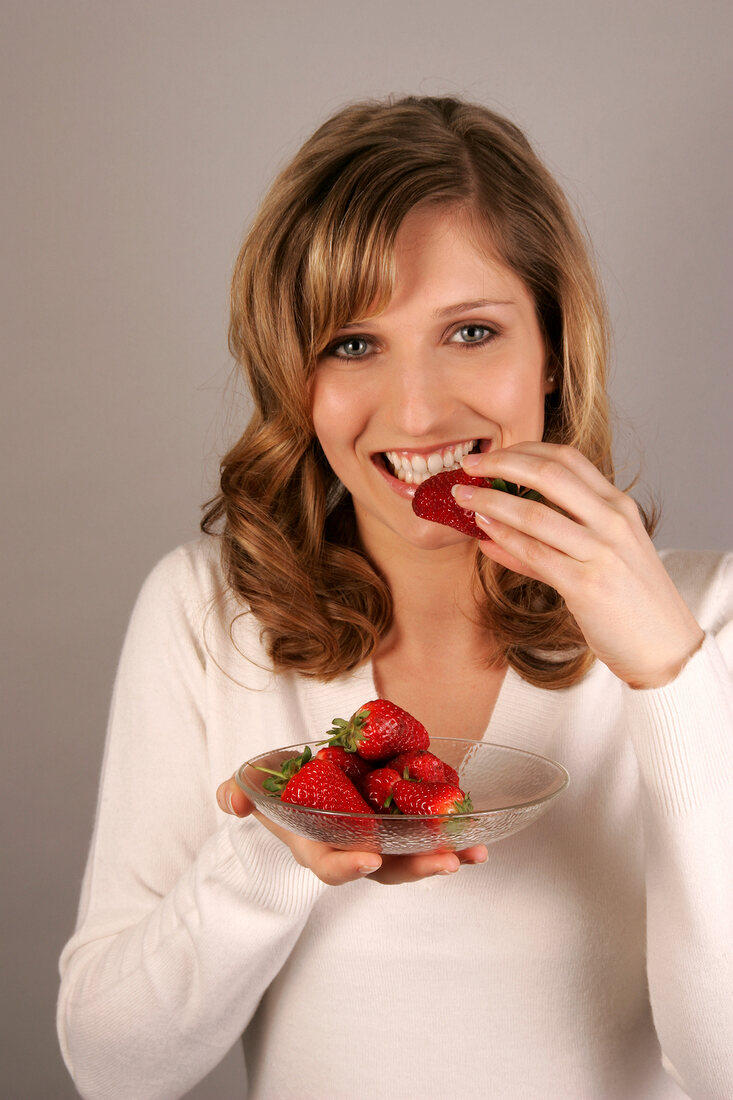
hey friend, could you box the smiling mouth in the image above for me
[379,439,482,486]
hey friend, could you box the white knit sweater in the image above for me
[58,538,733,1100]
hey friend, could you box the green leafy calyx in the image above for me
[255,746,312,796]
[317,707,371,753]
[489,478,541,503]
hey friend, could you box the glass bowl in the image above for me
[235,737,569,854]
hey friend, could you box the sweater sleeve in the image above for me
[57,546,329,1100]
[623,552,733,1099]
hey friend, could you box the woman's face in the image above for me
[312,204,553,557]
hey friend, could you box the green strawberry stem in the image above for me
[317,707,371,752]
[490,478,541,502]
[252,745,312,795]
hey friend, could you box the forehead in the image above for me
[346,205,532,325]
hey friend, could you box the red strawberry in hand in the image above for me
[412,469,490,539]
[392,779,473,816]
[413,469,543,538]
[322,699,430,761]
[281,758,375,814]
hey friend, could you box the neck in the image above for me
[362,530,499,670]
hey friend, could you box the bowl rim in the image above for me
[234,737,570,820]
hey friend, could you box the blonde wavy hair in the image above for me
[202,94,656,688]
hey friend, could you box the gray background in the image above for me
[2,1,731,1096]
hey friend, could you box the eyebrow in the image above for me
[433,298,515,318]
[339,299,515,329]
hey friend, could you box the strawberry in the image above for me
[322,699,430,761]
[255,746,374,812]
[362,766,403,813]
[256,745,313,794]
[389,749,455,784]
[412,469,489,538]
[441,761,461,787]
[392,779,474,816]
[315,746,372,785]
[412,469,542,538]
[281,758,375,814]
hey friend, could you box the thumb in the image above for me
[216,775,253,818]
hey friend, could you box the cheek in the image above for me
[480,372,547,440]
[311,375,364,460]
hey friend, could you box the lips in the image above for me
[380,439,481,486]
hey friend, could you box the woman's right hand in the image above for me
[216,776,488,886]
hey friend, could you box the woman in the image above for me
[58,96,733,1100]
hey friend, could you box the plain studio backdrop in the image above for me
[2,1,731,1097]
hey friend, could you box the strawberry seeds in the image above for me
[256,699,473,817]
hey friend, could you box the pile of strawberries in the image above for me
[258,700,473,817]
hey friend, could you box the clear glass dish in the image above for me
[235,737,569,854]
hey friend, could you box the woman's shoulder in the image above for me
[136,535,227,618]
[132,536,272,674]
[658,547,733,634]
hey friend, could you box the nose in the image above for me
[385,353,457,440]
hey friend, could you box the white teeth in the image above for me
[383,439,478,484]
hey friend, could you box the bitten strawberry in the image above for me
[412,469,489,538]
[389,749,455,784]
[362,766,403,813]
[412,469,543,538]
[392,779,473,816]
[315,746,372,785]
[281,758,375,814]
[322,699,430,761]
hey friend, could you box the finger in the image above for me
[467,441,618,497]
[472,508,581,591]
[306,847,384,886]
[463,443,622,528]
[245,809,384,885]
[367,850,462,884]
[456,844,489,865]
[453,482,596,563]
[340,846,489,885]
[216,776,253,817]
[473,527,546,581]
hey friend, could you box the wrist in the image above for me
[624,628,706,690]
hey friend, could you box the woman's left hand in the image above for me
[455,442,704,689]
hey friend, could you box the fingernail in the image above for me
[451,483,474,502]
[435,862,460,875]
[358,864,380,875]
[225,788,237,815]
[475,512,492,526]
[462,452,482,468]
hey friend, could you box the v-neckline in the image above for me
[300,656,567,758]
